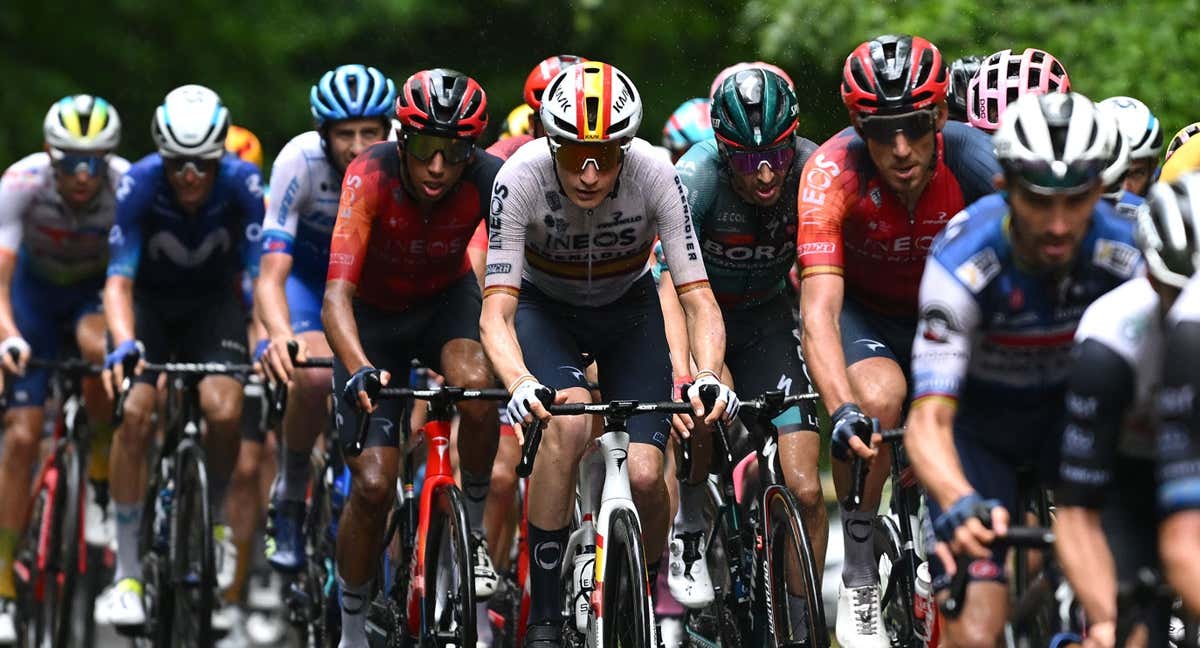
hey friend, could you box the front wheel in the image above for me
[51,439,85,647]
[596,508,653,648]
[761,484,828,648]
[169,443,214,647]
[422,485,476,647]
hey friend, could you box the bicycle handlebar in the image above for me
[266,340,335,426]
[676,389,820,480]
[842,423,905,511]
[939,525,1054,620]
[340,382,510,458]
[518,386,715,479]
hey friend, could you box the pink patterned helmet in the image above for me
[966,48,1070,133]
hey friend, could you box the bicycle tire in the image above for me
[596,507,653,648]
[169,442,214,647]
[873,514,917,648]
[422,484,476,647]
[140,451,172,644]
[51,438,85,647]
[295,456,336,647]
[16,474,52,647]
[762,484,828,648]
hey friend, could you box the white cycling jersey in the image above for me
[262,131,343,282]
[0,152,130,285]
[483,137,709,306]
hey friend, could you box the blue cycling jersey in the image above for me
[911,193,1141,442]
[107,153,264,297]
[1108,189,1145,221]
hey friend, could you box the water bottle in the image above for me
[913,560,938,647]
[154,478,175,552]
[573,545,595,633]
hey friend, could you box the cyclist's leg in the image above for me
[224,385,266,607]
[926,432,1018,648]
[76,310,114,479]
[513,283,594,630]
[484,416,519,571]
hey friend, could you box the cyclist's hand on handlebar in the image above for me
[343,366,389,413]
[830,402,878,462]
[1082,620,1115,648]
[102,339,145,399]
[0,336,30,376]
[688,371,739,424]
[507,377,561,425]
[932,492,1008,575]
[263,335,303,384]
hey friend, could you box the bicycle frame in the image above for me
[404,402,457,637]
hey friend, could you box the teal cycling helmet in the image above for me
[711,68,798,150]
[663,98,713,156]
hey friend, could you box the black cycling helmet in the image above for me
[947,55,983,122]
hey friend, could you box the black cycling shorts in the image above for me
[515,274,672,451]
[133,289,248,386]
[724,294,819,436]
[838,296,918,378]
[333,273,483,450]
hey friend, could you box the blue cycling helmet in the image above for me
[663,98,713,157]
[310,64,396,126]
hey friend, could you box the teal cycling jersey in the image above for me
[671,137,817,309]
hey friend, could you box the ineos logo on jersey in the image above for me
[491,183,508,216]
[146,229,231,267]
[799,153,840,206]
[544,228,637,250]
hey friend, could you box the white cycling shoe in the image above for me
[0,598,16,645]
[213,524,237,593]
[666,526,714,608]
[471,532,498,600]
[836,582,889,648]
[94,578,146,628]
[84,482,115,547]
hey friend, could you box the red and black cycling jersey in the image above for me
[327,141,502,311]
[796,121,1000,317]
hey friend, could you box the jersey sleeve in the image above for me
[481,161,535,298]
[675,142,718,238]
[1056,339,1135,508]
[262,139,310,257]
[910,256,982,406]
[650,156,709,295]
[796,132,858,278]
[106,166,154,279]
[0,158,42,254]
[326,155,378,287]
[235,163,266,278]
[941,122,1002,204]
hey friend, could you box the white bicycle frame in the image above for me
[562,429,656,647]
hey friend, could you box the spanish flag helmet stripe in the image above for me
[576,62,613,141]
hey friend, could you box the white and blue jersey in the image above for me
[107,153,264,299]
[911,194,1141,456]
[261,131,342,333]
[1107,189,1145,221]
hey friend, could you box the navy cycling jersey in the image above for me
[107,153,264,297]
[911,194,1141,441]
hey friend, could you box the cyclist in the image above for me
[1096,105,1145,220]
[796,34,1000,648]
[1158,123,1200,184]
[226,125,264,170]
[486,54,587,162]
[256,64,396,574]
[1055,176,1195,648]
[658,68,821,616]
[499,104,535,140]
[0,94,127,640]
[946,55,982,122]
[662,97,712,163]
[710,60,795,97]
[966,47,1070,134]
[325,68,501,648]
[96,84,264,628]
[1100,96,1162,197]
[480,61,737,648]
[905,92,1136,648]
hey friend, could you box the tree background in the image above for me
[4,0,1197,171]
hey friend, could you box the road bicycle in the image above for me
[517,389,701,648]
[339,380,510,647]
[118,360,254,647]
[12,357,103,647]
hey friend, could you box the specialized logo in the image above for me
[855,338,887,353]
[146,229,231,267]
[559,365,586,383]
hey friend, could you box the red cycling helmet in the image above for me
[395,68,488,139]
[523,55,588,112]
[841,34,948,116]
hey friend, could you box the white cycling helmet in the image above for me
[44,95,121,155]
[1140,173,1200,288]
[1097,103,1131,200]
[1099,96,1162,161]
[540,61,642,143]
[152,84,231,159]
[993,92,1117,194]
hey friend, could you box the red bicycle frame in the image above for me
[404,417,456,635]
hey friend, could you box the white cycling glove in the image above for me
[0,336,31,371]
[507,376,549,424]
[687,372,740,419]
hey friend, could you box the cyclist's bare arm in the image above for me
[255,252,295,341]
[905,399,973,510]
[0,250,19,340]
[103,275,136,347]
[321,279,370,373]
[800,272,855,409]
[657,269,696,381]
[1054,507,1117,626]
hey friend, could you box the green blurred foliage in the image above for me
[3,0,1197,172]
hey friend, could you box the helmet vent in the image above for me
[585,97,600,132]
